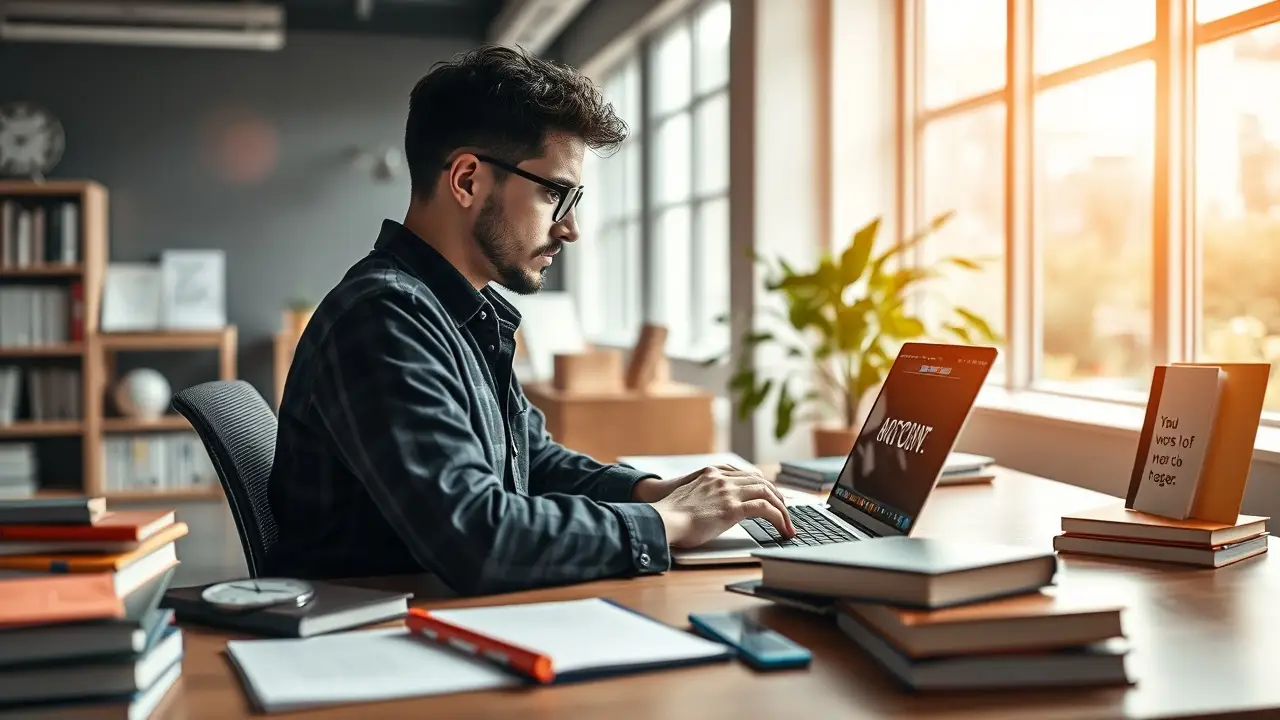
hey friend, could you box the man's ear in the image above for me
[446,154,484,210]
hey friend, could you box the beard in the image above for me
[474,193,558,295]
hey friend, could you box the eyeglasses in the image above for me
[473,154,584,223]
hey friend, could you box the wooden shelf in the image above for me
[0,420,83,438]
[0,265,83,278]
[0,179,103,196]
[99,328,235,351]
[0,343,84,358]
[102,415,191,433]
[103,487,223,502]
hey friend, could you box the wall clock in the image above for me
[0,102,65,179]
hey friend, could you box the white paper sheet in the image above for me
[225,627,518,713]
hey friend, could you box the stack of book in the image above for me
[776,452,996,491]
[0,496,186,717]
[743,536,1130,691]
[1054,503,1269,567]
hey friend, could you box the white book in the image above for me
[1128,365,1225,520]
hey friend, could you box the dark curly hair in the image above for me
[405,44,628,199]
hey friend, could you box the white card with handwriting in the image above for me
[1127,365,1225,519]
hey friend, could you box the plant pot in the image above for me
[813,425,859,458]
[282,308,314,341]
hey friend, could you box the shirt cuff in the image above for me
[606,502,670,575]
[594,465,660,504]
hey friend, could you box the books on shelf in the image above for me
[0,497,183,718]
[0,443,36,497]
[102,433,218,494]
[1054,503,1270,568]
[0,285,83,347]
[0,198,80,270]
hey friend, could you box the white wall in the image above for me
[958,406,1280,530]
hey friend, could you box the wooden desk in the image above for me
[165,467,1279,719]
[522,381,715,462]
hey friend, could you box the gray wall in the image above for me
[0,31,478,398]
[1,31,493,586]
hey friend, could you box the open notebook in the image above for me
[226,597,732,712]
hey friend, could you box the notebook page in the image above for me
[225,628,518,712]
[429,598,730,674]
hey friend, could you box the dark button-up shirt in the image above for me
[266,220,671,594]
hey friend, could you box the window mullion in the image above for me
[1006,0,1034,389]
[1153,0,1194,364]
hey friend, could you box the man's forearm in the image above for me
[360,466,670,594]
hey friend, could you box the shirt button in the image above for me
[638,552,651,567]
[488,344,495,352]
[480,311,487,320]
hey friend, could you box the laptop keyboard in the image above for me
[739,505,859,547]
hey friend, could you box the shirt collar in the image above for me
[373,219,522,329]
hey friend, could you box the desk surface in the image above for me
[166,468,1278,719]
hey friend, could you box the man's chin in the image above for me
[500,266,546,295]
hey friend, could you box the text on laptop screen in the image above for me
[829,344,995,534]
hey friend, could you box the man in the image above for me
[267,45,794,595]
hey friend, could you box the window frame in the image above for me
[902,0,1280,421]
[572,0,731,360]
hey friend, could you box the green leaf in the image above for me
[944,322,973,344]
[834,299,873,351]
[839,217,880,284]
[868,210,955,275]
[884,314,926,339]
[774,380,797,440]
[938,256,982,271]
[955,307,998,342]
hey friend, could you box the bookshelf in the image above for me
[0,179,235,502]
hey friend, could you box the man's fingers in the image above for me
[739,498,791,539]
[739,482,794,537]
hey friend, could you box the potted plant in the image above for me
[282,290,315,342]
[716,212,1002,457]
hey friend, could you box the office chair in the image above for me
[172,380,279,578]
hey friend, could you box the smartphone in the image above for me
[688,611,812,670]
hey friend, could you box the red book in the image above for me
[0,509,175,542]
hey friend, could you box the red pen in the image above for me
[405,607,555,684]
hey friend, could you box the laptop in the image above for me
[671,341,998,566]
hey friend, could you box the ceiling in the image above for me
[276,0,505,39]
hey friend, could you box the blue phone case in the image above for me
[688,611,812,670]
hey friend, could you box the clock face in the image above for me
[0,102,65,177]
[201,578,315,610]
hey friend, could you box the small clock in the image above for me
[0,102,64,179]
[200,578,315,611]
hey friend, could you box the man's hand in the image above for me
[629,465,711,504]
[649,465,796,548]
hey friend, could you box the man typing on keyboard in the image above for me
[266,46,794,596]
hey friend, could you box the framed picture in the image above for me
[160,250,225,329]
[101,263,162,332]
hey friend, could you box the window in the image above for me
[1197,20,1280,411]
[575,57,642,343]
[573,0,730,357]
[908,0,1280,416]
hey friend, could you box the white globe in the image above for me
[115,369,172,420]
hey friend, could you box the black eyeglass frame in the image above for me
[463,154,584,223]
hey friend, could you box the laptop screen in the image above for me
[827,342,997,537]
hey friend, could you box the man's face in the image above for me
[473,133,584,295]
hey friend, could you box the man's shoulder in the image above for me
[312,254,452,340]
